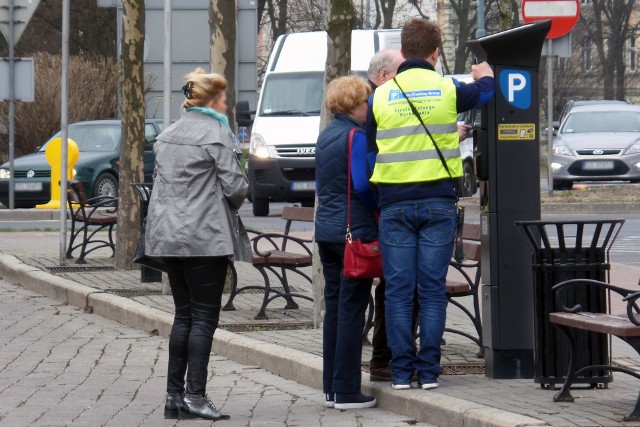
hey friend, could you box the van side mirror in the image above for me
[552,121,560,130]
[236,100,255,127]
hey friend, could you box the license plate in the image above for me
[583,161,614,171]
[291,181,315,191]
[15,182,43,192]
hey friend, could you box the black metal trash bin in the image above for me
[132,183,163,283]
[516,220,625,388]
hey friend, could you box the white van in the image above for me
[245,31,470,216]
[246,30,402,216]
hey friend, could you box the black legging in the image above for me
[163,256,228,395]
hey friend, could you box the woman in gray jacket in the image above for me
[145,68,249,421]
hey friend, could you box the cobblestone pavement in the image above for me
[0,279,433,427]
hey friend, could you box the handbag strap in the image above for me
[346,127,357,242]
[392,77,459,201]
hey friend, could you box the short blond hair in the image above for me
[324,75,372,115]
[181,68,228,109]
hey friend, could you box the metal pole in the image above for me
[60,0,70,264]
[8,0,15,210]
[163,0,171,129]
[547,39,554,196]
[476,0,486,39]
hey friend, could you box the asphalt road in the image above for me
[1,201,638,266]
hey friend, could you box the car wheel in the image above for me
[94,173,118,199]
[552,180,573,191]
[252,195,269,217]
[461,160,477,197]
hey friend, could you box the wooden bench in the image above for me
[445,223,483,357]
[550,278,640,422]
[223,206,314,320]
[66,180,118,264]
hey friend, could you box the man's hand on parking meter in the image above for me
[471,62,494,80]
[458,124,471,142]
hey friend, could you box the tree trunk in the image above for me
[115,0,145,271]
[452,0,471,74]
[210,0,237,290]
[313,0,354,328]
[210,0,237,129]
[380,0,396,29]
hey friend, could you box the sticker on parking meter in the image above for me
[498,123,536,141]
[499,69,531,109]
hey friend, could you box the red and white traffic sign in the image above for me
[522,0,580,39]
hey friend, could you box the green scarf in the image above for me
[184,106,230,128]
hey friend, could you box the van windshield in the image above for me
[260,72,324,116]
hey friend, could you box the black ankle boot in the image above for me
[164,391,184,419]
[180,393,230,421]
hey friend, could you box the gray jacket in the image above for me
[145,110,251,260]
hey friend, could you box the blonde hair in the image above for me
[324,75,372,115]
[181,68,228,109]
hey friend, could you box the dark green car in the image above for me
[0,119,164,208]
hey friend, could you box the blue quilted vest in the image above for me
[315,114,378,244]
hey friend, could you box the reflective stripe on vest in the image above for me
[370,68,462,184]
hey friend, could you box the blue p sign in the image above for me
[499,69,531,110]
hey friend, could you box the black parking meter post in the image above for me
[467,20,551,379]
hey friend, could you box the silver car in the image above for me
[551,103,640,190]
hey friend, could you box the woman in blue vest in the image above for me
[315,75,379,410]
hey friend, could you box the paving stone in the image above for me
[0,278,434,426]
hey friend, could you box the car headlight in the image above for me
[0,168,9,179]
[552,145,572,156]
[250,133,269,159]
[625,143,640,155]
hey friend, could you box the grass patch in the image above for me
[0,227,61,232]
[541,183,640,204]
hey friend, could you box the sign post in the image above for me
[0,0,41,210]
[522,0,580,195]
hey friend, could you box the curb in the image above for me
[0,254,548,427]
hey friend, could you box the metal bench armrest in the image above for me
[552,279,634,314]
[622,292,640,326]
[251,232,313,258]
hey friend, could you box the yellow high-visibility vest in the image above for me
[370,68,462,184]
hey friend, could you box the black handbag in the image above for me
[133,218,167,272]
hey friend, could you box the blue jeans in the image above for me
[379,200,457,385]
[319,242,373,395]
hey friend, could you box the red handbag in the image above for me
[343,128,384,279]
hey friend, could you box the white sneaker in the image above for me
[391,383,411,390]
[325,393,335,408]
[421,382,439,390]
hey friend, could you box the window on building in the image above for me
[582,40,593,71]
[628,37,637,71]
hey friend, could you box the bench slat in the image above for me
[252,251,312,266]
[282,206,315,222]
[550,312,640,337]
[446,281,471,295]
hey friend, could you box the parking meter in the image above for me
[467,20,551,379]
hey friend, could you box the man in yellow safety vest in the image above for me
[365,18,494,391]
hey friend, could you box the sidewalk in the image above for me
[2,237,640,426]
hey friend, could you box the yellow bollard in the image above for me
[36,138,80,209]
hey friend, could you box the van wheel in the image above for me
[552,180,573,191]
[252,196,269,216]
[461,160,476,197]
